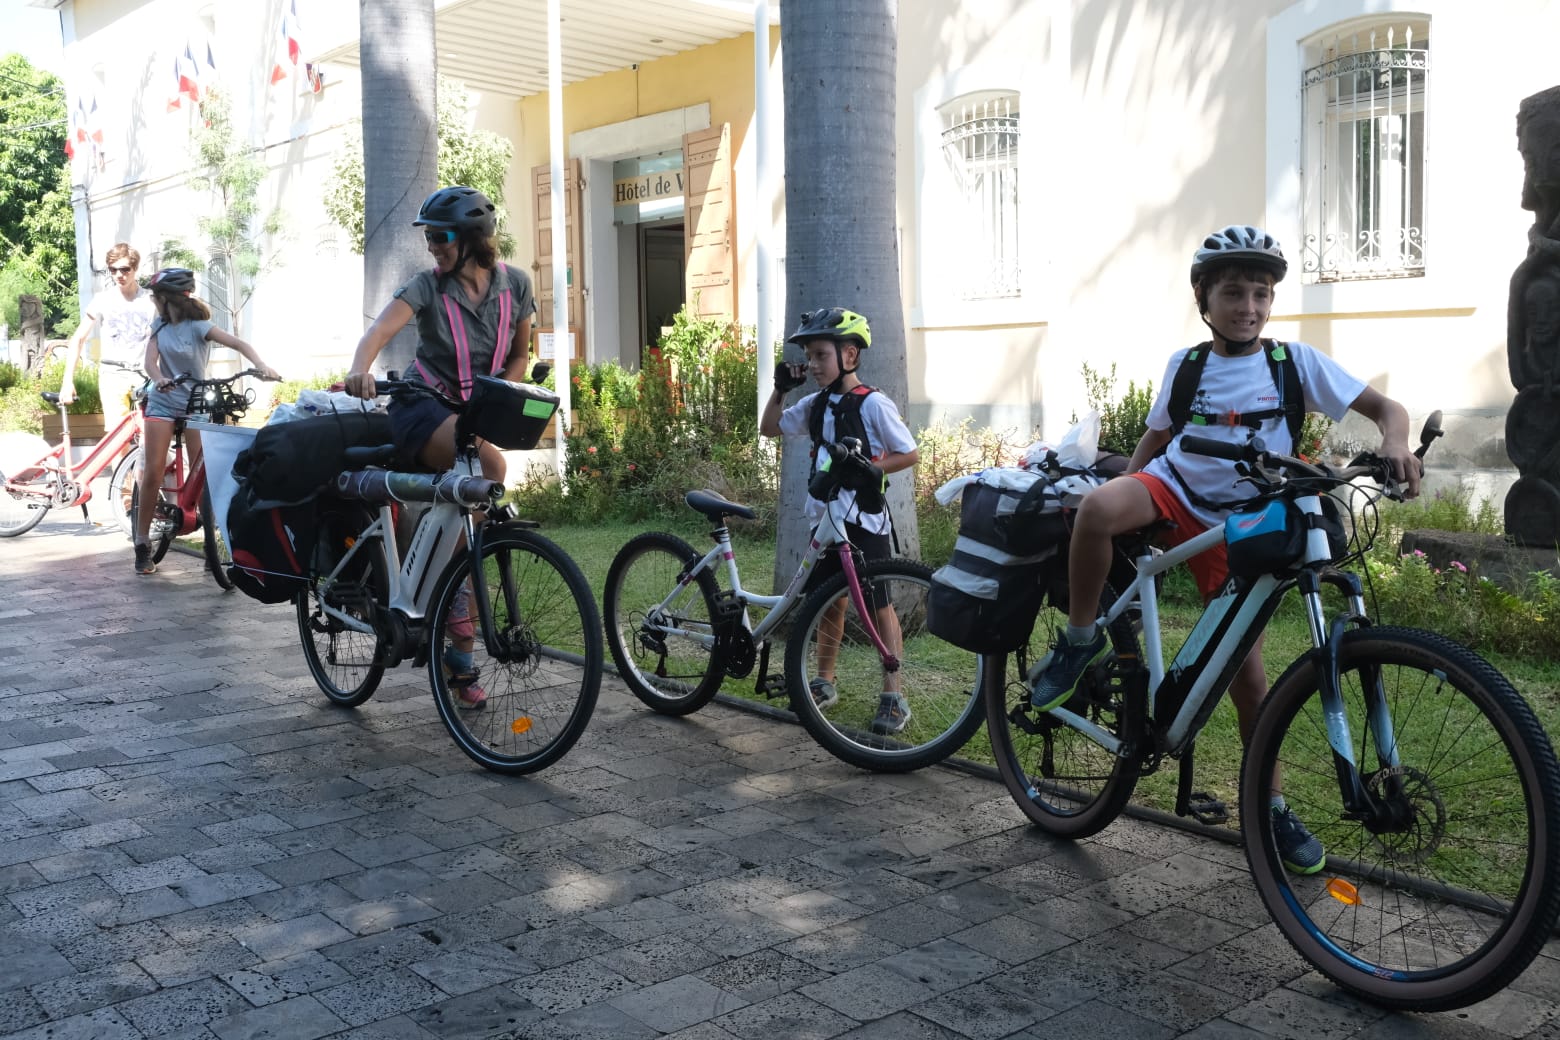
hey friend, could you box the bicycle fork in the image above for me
[1300,570,1406,827]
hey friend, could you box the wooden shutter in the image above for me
[531,158,586,362]
[682,124,735,321]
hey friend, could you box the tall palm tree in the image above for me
[359,0,438,375]
[776,0,916,587]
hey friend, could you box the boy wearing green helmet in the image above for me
[761,307,920,734]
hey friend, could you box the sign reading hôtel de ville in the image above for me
[614,171,684,206]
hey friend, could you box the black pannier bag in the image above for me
[927,470,1075,654]
[234,411,395,504]
[226,484,319,603]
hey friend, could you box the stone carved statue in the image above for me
[1505,86,1560,548]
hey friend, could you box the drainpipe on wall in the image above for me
[548,0,570,480]
[754,0,773,425]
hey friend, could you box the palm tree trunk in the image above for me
[359,0,438,376]
[777,0,916,588]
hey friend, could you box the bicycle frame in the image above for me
[653,497,897,663]
[4,403,143,510]
[1052,490,1395,799]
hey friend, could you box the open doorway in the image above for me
[640,220,685,353]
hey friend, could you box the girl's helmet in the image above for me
[148,267,196,295]
[413,186,497,238]
[1189,225,1288,285]
[785,307,872,350]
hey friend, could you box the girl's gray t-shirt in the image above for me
[146,319,215,416]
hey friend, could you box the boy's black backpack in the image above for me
[807,384,878,471]
[1167,339,1304,444]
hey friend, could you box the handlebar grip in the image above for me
[1180,435,1248,461]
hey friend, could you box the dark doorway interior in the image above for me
[640,221,685,352]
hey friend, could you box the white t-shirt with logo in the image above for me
[86,287,157,368]
[1140,341,1366,529]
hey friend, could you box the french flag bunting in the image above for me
[179,44,200,103]
[197,40,218,97]
[64,96,84,158]
[270,0,303,85]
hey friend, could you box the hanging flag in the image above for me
[270,0,303,85]
[64,95,85,158]
[304,62,324,95]
[167,49,184,111]
[196,39,219,100]
[179,44,200,103]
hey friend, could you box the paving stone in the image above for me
[116,976,251,1035]
[0,1006,142,1040]
[314,966,449,1027]
[510,958,639,1014]
[236,912,356,961]
[206,993,349,1040]
[609,973,749,1032]
[711,989,858,1040]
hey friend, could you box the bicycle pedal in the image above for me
[759,675,788,699]
[1182,791,1229,826]
[1007,703,1047,735]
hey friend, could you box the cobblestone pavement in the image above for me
[3,507,1559,1040]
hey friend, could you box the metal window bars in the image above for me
[1301,24,1430,282]
[941,95,1021,300]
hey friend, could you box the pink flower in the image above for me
[1450,560,1468,573]
[587,446,597,454]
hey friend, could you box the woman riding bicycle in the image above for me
[1029,224,1423,874]
[343,185,538,709]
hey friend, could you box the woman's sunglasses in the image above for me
[422,228,458,245]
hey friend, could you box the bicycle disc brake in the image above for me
[1362,765,1445,864]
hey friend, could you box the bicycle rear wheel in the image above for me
[429,526,603,775]
[786,559,984,772]
[603,531,725,715]
[1241,626,1560,1011]
[200,487,234,590]
[0,477,49,537]
[983,583,1143,838]
[297,505,388,707]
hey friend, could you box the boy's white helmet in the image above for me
[1190,225,1288,285]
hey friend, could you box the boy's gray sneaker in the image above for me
[870,693,911,735]
[134,543,157,575]
[809,677,838,711]
[1029,627,1108,711]
[1272,806,1326,874]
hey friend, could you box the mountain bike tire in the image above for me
[786,558,986,773]
[107,448,141,540]
[200,487,234,590]
[604,531,727,715]
[1241,626,1560,1011]
[428,526,603,775]
[982,582,1144,838]
[0,477,49,537]
[297,505,389,708]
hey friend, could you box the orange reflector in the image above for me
[1326,878,1359,905]
[511,717,533,735]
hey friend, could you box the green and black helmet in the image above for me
[786,307,872,350]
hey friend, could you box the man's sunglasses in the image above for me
[109,265,134,274]
[422,228,458,245]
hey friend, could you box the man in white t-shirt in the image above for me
[60,242,157,429]
[1030,225,1422,875]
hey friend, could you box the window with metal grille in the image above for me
[1300,21,1429,283]
[939,93,1020,300]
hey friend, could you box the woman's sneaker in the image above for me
[1272,805,1326,874]
[133,543,157,575]
[809,677,839,711]
[1029,627,1108,710]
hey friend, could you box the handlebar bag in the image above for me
[226,483,319,603]
[1224,498,1307,579]
[236,411,395,504]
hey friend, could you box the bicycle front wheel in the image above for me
[297,505,388,707]
[200,487,234,590]
[785,559,983,772]
[1241,626,1560,1011]
[0,476,49,537]
[983,583,1143,839]
[604,531,725,715]
[107,448,140,539]
[429,527,603,775]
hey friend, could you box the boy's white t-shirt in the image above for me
[86,287,157,368]
[1140,341,1366,529]
[778,387,918,535]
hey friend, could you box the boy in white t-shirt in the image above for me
[60,242,157,429]
[1031,225,1423,874]
[761,307,920,734]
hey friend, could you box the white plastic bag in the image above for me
[295,388,379,416]
[934,466,1042,506]
[1056,409,1100,470]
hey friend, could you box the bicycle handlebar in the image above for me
[1182,409,1444,502]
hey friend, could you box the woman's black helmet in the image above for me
[414,186,497,238]
[148,267,196,295]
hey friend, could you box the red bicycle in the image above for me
[1,359,148,538]
[128,369,274,589]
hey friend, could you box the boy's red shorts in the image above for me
[1125,472,1230,601]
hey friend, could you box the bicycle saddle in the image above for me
[685,489,756,522]
[39,392,62,406]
